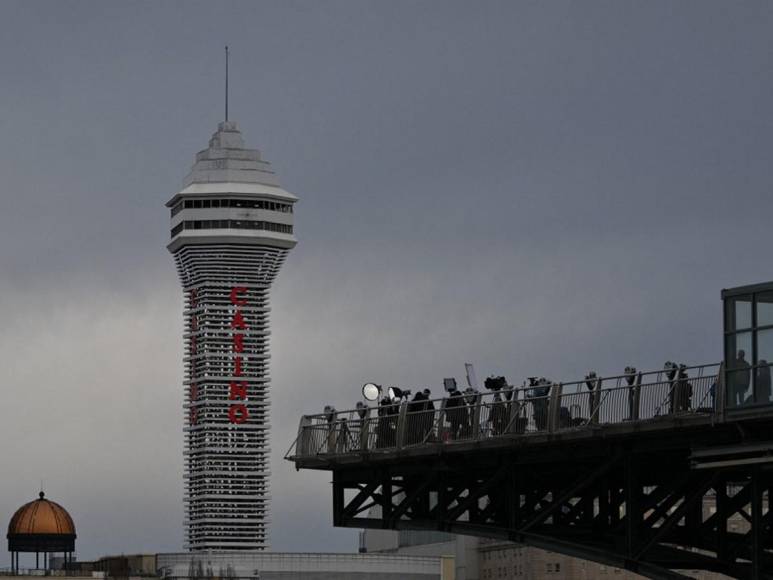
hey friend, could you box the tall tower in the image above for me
[167,121,297,551]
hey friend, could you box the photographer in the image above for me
[528,378,551,431]
[376,396,398,448]
[445,384,470,440]
[485,376,508,436]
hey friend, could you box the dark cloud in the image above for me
[0,0,771,560]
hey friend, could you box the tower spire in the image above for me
[225,45,229,122]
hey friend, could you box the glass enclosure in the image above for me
[724,284,773,408]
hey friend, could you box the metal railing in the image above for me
[287,363,722,460]
[0,570,94,577]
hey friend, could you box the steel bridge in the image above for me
[286,359,773,579]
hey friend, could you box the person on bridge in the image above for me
[624,366,638,420]
[462,387,479,437]
[730,350,752,407]
[445,385,470,440]
[529,378,551,431]
[376,395,398,448]
[664,361,678,414]
[407,390,433,445]
[490,391,508,435]
[585,371,598,422]
[405,391,423,445]
[672,364,692,413]
[420,388,436,442]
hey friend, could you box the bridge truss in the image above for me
[289,363,773,579]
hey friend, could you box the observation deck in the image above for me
[285,282,773,579]
[287,363,723,469]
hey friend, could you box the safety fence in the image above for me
[289,363,721,460]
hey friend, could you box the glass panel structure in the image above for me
[722,282,773,408]
[758,291,773,327]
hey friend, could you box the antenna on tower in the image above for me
[225,45,230,122]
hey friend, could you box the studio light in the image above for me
[362,383,382,401]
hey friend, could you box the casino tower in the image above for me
[167,121,297,550]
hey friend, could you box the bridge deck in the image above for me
[287,362,773,578]
[287,363,724,469]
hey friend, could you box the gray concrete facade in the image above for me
[157,551,446,580]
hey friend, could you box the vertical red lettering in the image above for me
[231,311,248,329]
[229,404,249,424]
[228,285,249,424]
[230,287,248,306]
[229,381,248,400]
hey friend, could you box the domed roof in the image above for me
[7,492,75,537]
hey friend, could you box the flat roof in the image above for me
[721,280,773,299]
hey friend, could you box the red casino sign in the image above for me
[229,286,249,424]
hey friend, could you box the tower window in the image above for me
[174,198,294,214]
[170,220,293,238]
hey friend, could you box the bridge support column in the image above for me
[751,469,762,580]
[332,471,344,527]
[598,476,610,532]
[381,472,392,529]
[625,455,640,559]
[715,475,728,562]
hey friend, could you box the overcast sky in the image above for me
[0,0,771,562]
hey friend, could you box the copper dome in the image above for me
[7,492,76,538]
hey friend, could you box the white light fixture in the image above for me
[362,383,382,401]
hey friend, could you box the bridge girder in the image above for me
[331,436,773,580]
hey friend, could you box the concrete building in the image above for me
[167,121,298,551]
[157,551,453,580]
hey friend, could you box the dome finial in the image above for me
[39,491,45,499]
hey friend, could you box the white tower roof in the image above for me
[167,121,297,254]
[167,121,297,206]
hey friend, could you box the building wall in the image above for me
[157,552,446,580]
